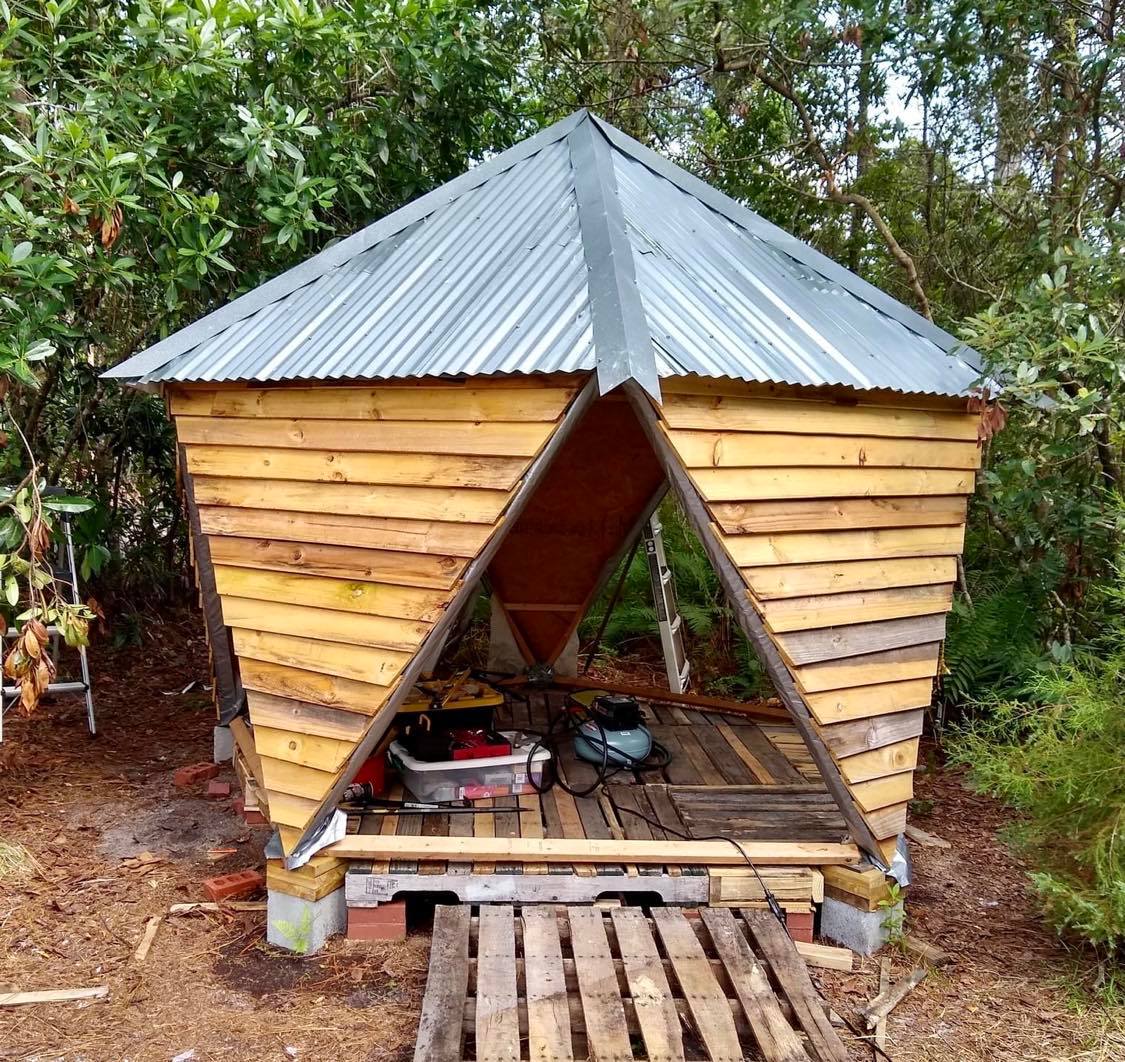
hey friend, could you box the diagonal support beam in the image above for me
[178,446,243,724]
[623,382,888,868]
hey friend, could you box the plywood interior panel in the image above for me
[172,378,580,849]
[655,380,980,844]
[487,394,666,664]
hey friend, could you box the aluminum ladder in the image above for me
[643,515,692,694]
[0,515,96,740]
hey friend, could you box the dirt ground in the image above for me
[1,617,1122,1061]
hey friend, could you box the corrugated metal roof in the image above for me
[106,110,989,398]
[612,150,983,394]
[144,138,595,384]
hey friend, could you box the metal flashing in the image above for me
[568,118,661,400]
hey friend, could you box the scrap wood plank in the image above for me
[326,834,861,865]
[904,824,951,849]
[132,915,163,964]
[741,911,850,1062]
[859,967,928,1029]
[414,905,471,1062]
[610,907,685,1062]
[522,907,573,1062]
[875,958,891,1053]
[651,907,742,1062]
[476,905,520,1061]
[698,908,810,1062]
[0,987,108,1006]
[568,907,633,1062]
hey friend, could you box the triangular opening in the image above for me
[487,392,666,666]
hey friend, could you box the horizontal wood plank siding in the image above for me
[657,381,980,845]
[173,379,579,845]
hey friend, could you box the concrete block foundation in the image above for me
[213,724,234,764]
[820,896,902,956]
[267,886,346,954]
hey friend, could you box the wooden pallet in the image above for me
[413,904,851,1062]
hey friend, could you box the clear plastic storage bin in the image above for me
[387,731,551,802]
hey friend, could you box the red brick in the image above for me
[203,868,265,902]
[786,910,814,944]
[232,797,269,826]
[347,902,407,926]
[347,921,407,941]
[206,780,232,799]
[174,762,220,788]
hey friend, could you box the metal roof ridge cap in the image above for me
[103,109,592,382]
[568,117,661,400]
[587,113,982,370]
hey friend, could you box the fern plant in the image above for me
[941,572,1047,704]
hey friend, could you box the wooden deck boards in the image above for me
[345,689,852,904]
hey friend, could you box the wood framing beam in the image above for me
[178,443,243,723]
[624,383,889,867]
[538,676,790,723]
[326,835,860,866]
[547,479,668,665]
[286,376,601,867]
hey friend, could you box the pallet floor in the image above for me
[346,690,849,906]
[414,904,851,1062]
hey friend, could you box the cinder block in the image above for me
[820,896,902,956]
[174,762,221,788]
[269,886,347,954]
[213,725,234,764]
[206,779,232,799]
[204,868,265,902]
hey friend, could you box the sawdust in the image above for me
[0,615,429,1062]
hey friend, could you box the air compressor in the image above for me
[573,693,656,768]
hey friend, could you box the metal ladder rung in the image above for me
[5,626,64,638]
[1,679,88,697]
[643,516,691,695]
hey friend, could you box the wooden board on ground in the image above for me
[411,905,846,1062]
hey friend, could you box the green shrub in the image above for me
[949,599,1125,951]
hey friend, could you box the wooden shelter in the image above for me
[105,111,992,902]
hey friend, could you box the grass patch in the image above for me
[0,840,42,883]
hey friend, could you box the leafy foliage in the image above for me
[581,500,769,696]
[950,584,1125,952]
[941,572,1047,704]
[0,0,532,594]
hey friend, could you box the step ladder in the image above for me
[643,515,692,694]
[0,514,96,740]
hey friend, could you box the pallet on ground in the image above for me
[413,903,851,1062]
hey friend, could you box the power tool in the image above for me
[573,694,654,767]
